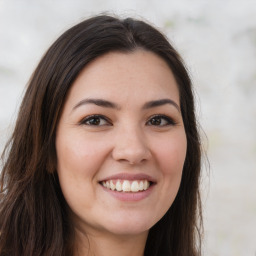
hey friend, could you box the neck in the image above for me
[74,227,148,256]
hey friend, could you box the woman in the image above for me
[0,15,202,256]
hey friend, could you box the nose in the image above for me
[112,126,152,165]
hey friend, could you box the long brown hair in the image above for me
[0,15,202,255]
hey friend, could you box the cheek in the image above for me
[150,131,187,219]
[56,132,109,178]
[55,133,110,212]
[154,131,187,176]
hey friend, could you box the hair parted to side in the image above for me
[0,14,202,256]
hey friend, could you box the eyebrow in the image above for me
[142,99,180,112]
[73,98,120,111]
[72,98,180,112]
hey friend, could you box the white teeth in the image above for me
[143,180,149,190]
[116,180,122,191]
[122,180,131,192]
[139,181,144,191]
[110,180,115,191]
[101,179,151,192]
[131,181,139,192]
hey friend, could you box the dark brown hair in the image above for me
[0,15,202,256]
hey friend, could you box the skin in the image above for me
[56,50,187,256]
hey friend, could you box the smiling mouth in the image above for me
[100,180,153,192]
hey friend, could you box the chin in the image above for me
[107,226,149,237]
[104,215,154,236]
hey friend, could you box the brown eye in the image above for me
[150,117,162,126]
[87,117,101,125]
[147,115,176,126]
[80,115,111,126]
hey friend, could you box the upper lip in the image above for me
[99,173,157,183]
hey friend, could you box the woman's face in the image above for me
[56,50,187,238]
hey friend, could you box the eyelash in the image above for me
[79,114,176,127]
[79,115,111,126]
[146,114,177,126]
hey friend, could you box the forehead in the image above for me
[65,50,180,108]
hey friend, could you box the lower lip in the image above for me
[101,184,155,201]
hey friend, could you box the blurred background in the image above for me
[0,0,255,255]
